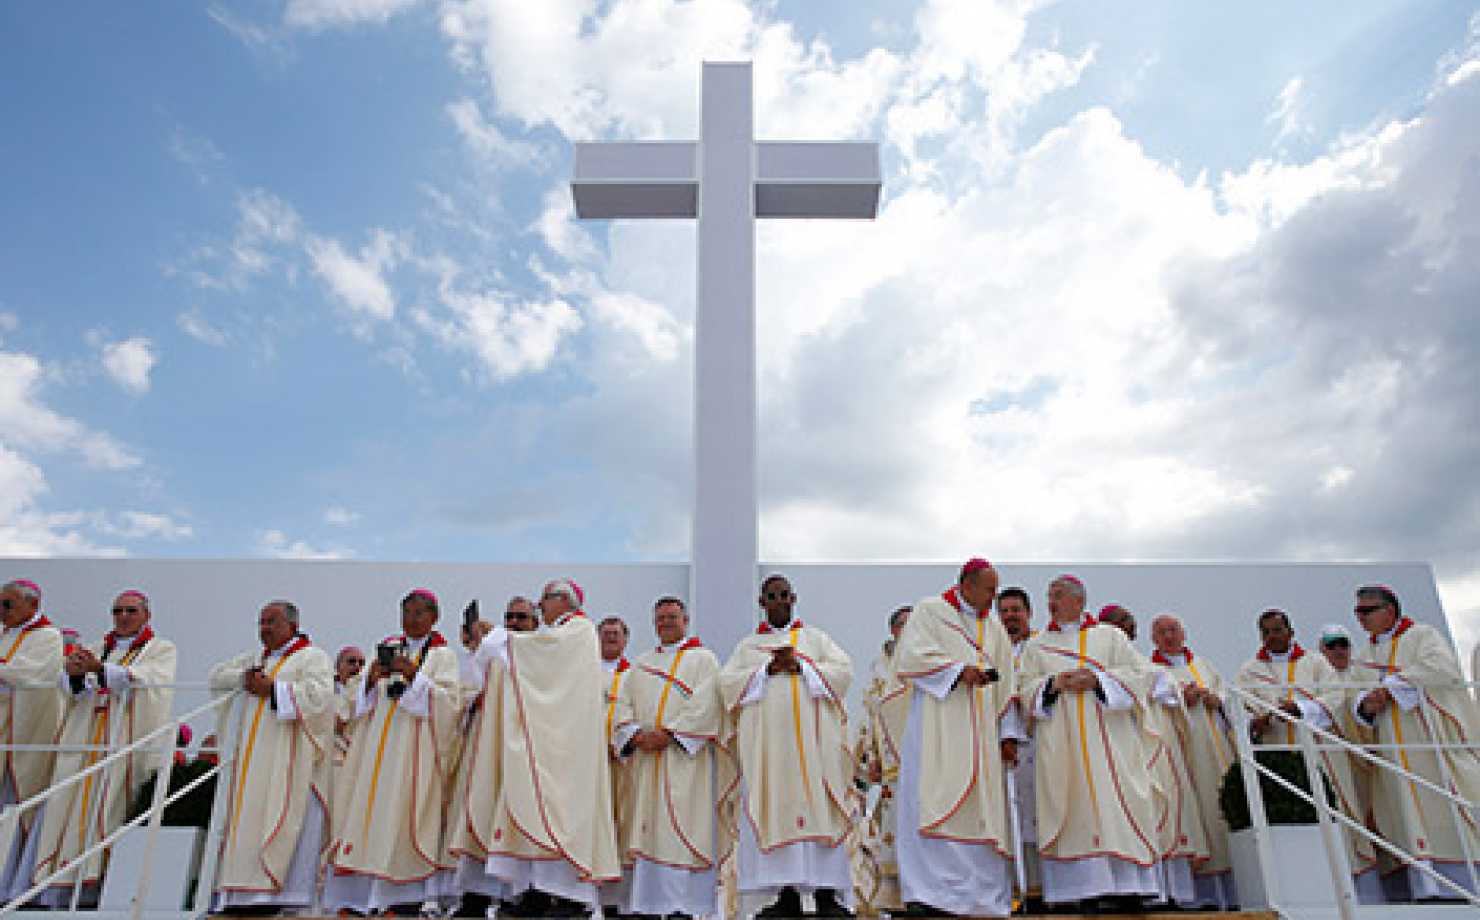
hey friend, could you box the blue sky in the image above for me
[3,0,1479,642]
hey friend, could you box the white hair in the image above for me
[546,579,581,608]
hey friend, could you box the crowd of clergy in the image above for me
[0,562,1478,919]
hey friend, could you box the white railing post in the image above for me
[188,693,243,917]
[129,705,180,920]
[1295,718,1357,920]
[1229,692,1280,905]
[1416,693,1480,899]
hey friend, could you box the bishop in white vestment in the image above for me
[211,600,335,911]
[715,574,854,918]
[31,591,176,905]
[0,579,64,902]
[894,559,1022,918]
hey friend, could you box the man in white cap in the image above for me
[1017,574,1162,913]
[0,578,64,902]
[1352,585,1480,900]
[894,558,1021,917]
[712,573,855,918]
[1236,609,1379,900]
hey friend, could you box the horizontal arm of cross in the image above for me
[571,141,880,220]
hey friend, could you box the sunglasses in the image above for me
[1353,604,1383,616]
[765,591,794,602]
[343,657,365,665]
[112,606,141,615]
[0,599,13,611]
[1322,639,1351,649]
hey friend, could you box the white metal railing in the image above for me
[0,685,244,920]
[1227,680,1480,919]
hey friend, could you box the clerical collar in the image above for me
[1370,617,1415,645]
[1256,644,1305,663]
[1152,648,1190,666]
[603,656,630,674]
[756,618,802,634]
[657,636,702,654]
[553,610,584,628]
[4,612,44,634]
[1047,615,1095,633]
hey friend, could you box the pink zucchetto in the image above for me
[1098,604,1127,619]
[958,557,993,581]
[407,588,439,607]
[117,589,149,606]
[11,579,42,600]
[1053,574,1084,589]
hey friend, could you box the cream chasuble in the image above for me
[478,614,621,892]
[893,587,1019,917]
[32,631,176,891]
[1236,645,1377,878]
[210,637,334,898]
[1149,649,1234,885]
[329,633,460,889]
[0,614,64,830]
[1353,619,1480,894]
[1018,620,1162,878]
[854,645,909,912]
[716,620,854,856]
[610,637,732,916]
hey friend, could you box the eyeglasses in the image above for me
[1353,604,1383,616]
[112,606,141,614]
[765,591,793,602]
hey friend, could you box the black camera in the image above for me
[377,641,407,699]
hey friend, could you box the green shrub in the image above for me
[1219,749,1337,831]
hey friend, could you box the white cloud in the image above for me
[167,124,224,184]
[285,0,418,30]
[1268,76,1309,143]
[416,285,583,381]
[177,309,229,346]
[306,229,404,323]
[0,350,139,470]
[446,98,540,166]
[0,312,17,335]
[324,506,361,526]
[93,510,194,541]
[100,337,157,395]
[257,528,354,560]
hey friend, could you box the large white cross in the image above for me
[571,61,880,637]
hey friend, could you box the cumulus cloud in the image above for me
[99,337,157,395]
[257,528,354,560]
[0,350,139,470]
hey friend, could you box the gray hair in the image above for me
[3,580,40,604]
[265,599,300,627]
[546,579,581,608]
[1050,576,1087,601]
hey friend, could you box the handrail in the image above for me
[1227,685,1480,910]
[0,690,243,919]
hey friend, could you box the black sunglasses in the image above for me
[1353,604,1383,616]
[1322,639,1351,649]
[765,591,793,602]
[112,606,141,615]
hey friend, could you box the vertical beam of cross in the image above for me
[571,61,880,648]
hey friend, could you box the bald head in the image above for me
[1151,614,1186,655]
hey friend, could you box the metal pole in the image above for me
[1415,695,1480,898]
[130,709,180,920]
[1229,689,1280,906]
[1295,718,1357,920]
[189,693,244,918]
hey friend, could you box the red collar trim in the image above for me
[391,631,448,649]
[10,613,51,633]
[1151,647,1193,666]
[942,586,990,618]
[660,636,704,652]
[1047,615,1097,633]
[1257,642,1305,663]
[263,633,312,662]
[610,656,631,673]
[1372,616,1415,645]
[757,619,803,635]
[104,625,155,657]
